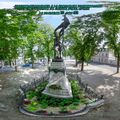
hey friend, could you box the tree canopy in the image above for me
[66,14,104,71]
[102,6,120,73]
[0,9,54,69]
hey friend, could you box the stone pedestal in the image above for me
[42,60,73,98]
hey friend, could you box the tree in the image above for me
[102,9,120,73]
[20,13,41,68]
[66,14,103,71]
[0,9,23,70]
[38,24,54,64]
[0,9,43,69]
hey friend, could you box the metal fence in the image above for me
[17,73,49,106]
[67,73,104,100]
[17,72,103,106]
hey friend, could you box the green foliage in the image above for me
[26,90,37,100]
[0,9,54,68]
[31,101,39,107]
[68,104,77,110]
[38,24,54,63]
[26,105,38,112]
[37,94,73,107]
[73,101,80,106]
[102,7,120,73]
[70,80,81,97]
[0,9,22,62]
[80,98,88,104]
[40,102,48,109]
[60,106,68,112]
[26,101,39,112]
[66,14,103,70]
[26,81,48,100]
[35,81,48,92]
[0,9,40,68]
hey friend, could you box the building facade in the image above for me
[92,48,117,65]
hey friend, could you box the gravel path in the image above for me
[0,62,120,120]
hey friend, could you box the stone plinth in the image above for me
[42,61,73,98]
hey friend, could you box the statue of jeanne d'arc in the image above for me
[54,14,70,59]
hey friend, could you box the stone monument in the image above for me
[42,14,72,98]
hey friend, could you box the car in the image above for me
[22,63,31,67]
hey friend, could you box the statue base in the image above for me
[42,60,73,98]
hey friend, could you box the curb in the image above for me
[19,99,104,118]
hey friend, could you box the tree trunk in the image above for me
[14,59,17,66]
[75,58,77,67]
[81,60,84,71]
[9,59,12,67]
[32,63,34,68]
[48,56,50,64]
[32,59,34,68]
[1,60,4,67]
[14,59,18,72]
[31,55,34,69]
[24,57,26,64]
[47,44,50,64]
[116,54,119,73]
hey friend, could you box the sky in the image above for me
[0,0,120,27]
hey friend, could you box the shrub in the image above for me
[60,106,68,112]
[73,102,79,106]
[80,99,88,104]
[26,90,36,100]
[26,105,38,112]
[26,101,39,112]
[70,80,81,97]
[69,104,77,110]
[35,81,48,93]
[40,102,48,109]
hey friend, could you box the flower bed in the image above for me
[23,80,89,114]
[17,74,104,117]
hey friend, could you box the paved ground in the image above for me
[0,61,120,120]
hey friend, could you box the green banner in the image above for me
[14,4,103,10]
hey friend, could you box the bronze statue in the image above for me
[55,14,70,37]
[54,14,70,59]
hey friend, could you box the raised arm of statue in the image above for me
[54,14,70,59]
